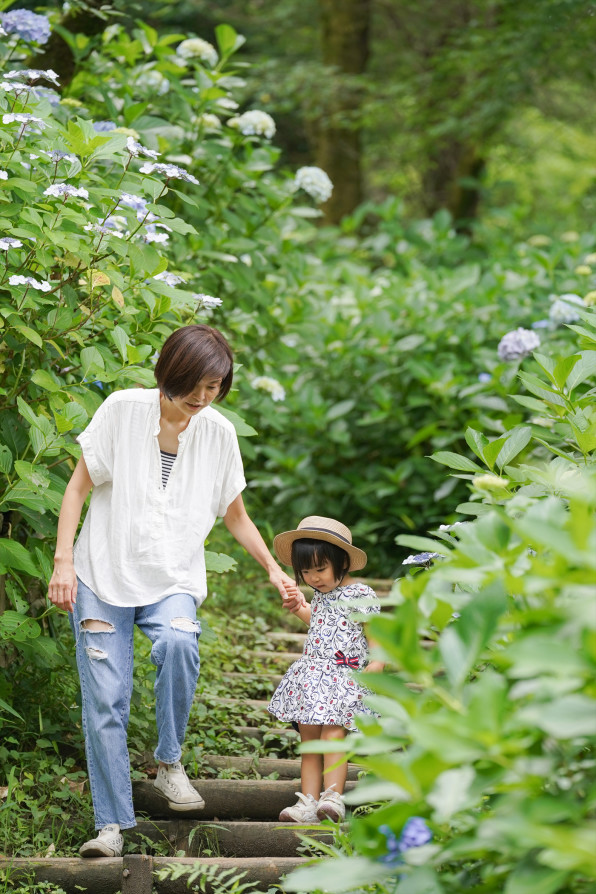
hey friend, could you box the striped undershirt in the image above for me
[160,450,177,488]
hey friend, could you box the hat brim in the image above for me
[273,529,367,572]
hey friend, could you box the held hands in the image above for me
[48,558,78,613]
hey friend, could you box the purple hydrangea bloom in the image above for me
[377,818,432,868]
[1,9,51,44]
[93,120,117,132]
[402,552,443,567]
[497,327,540,362]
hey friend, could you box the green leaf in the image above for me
[215,406,258,437]
[0,610,41,642]
[13,324,43,348]
[431,451,483,472]
[495,426,532,470]
[204,550,237,573]
[439,582,507,688]
[284,856,394,894]
[0,540,40,577]
[0,696,24,722]
[504,863,569,894]
[215,23,246,57]
[0,445,12,474]
[464,427,489,462]
[566,350,596,392]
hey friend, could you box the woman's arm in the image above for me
[48,456,94,613]
[223,494,306,608]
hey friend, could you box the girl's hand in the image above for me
[281,581,306,612]
[48,557,78,613]
[363,661,385,674]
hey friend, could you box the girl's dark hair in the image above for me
[155,325,234,401]
[291,539,350,586]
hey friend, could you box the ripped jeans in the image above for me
[70,578,201,830]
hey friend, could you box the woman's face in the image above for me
[166,375,222,419]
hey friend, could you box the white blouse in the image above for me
[73,388,246,607]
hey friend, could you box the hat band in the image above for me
[300,526,351,546]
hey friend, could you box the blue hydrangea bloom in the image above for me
[1,9,51,44]
[93,120,117,132]
[378,818,432,868]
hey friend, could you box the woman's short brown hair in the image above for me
[154,325,234,401]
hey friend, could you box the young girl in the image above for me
[269,515,384,823]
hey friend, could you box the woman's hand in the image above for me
[48,557,78,613]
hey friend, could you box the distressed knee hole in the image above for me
[85,646,108,660]
[81,619,115,633]
[170,617,200,633]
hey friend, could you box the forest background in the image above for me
[1,0,596,891]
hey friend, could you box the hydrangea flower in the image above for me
[402,552,444,567]
[531,319,551,329]
[0,9,51,44]
[3,112,46,129]
[176,37,219,68]
[216,97,239,111]
[153,271,186,287]
[497,327,540,362]
[139,162,199,185]
[93,120,117,132]
[294,166,333,203]
[5,68,59,84]
[473,474,509,491]
[135,70,170,95]
[144,231,169,244]
[229,110,276,139]
[119,193,148,213]
[1,80,31,94]
[9,274,51,291]
[31,86,61,106]
[0,170,8,180]
[377,819,432,868]
[252,376,286,402]
[194,293,222,309]
[44,183,89,199]
[438,521,468,532]
[46,151,77,164]
[477,372,492,383]
[549,293,585,325]
[126,137,160,159]
[0,237,23,249]
[84,221,123,238]
[197,113,221,130]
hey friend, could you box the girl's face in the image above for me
[301,558,343,593]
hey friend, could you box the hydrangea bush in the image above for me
[285,308,596,894]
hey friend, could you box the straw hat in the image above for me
[274,516,367,571]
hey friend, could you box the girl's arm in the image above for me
[48,456,94,613]
[223,494,306,608]
[364,632,385,673]
[283,582,311,625]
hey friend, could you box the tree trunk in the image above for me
[316,0,371,223]
[421,141,486,232]
[28,0,111,85]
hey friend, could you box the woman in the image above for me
[48,324,301,857]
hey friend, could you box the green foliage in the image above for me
[283,313,596,893]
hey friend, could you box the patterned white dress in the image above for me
[268,582,380,731]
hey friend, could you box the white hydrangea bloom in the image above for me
[126,137,160,159]
[153,271,186,286]
[194,293,222,309]
[216,97,239,111]
[0,170,8,180]
[135,70,170,95]
[548,293,585,325]
[139,162,199,185]
[6,68,59,84]
[293,166,333,203]
[497,328,540,362]
[44,183,89,199]
[144,231,169,244]
[9,274,51,291]
[0,237,22,249]
[3,112,46,128]
[84,221,123,238]
[197,113,221,130]
[229,110,276,139]
[252,376,285,402]
[176,37,218,68]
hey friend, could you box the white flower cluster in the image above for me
[252,376,286,402]
[0,170,8,180]
[47,151,77,164]
[3,112,46,129]
[153,271,186,287]
[135,70,170,95]
[84,221,123,238]
[9,274,51,291]
[5,68,59,84]
[119,193,147,214]
[293,166,333,203]
[229,110,276,139]
[497,327,540,362]
[0,237,23,249]
[44,183,89,199]
[402,552,444,566]
[549,293,585,325]
[176,37,219,68]
[194,293,222,309]
[140,162,199,185]
[126,137,160,160]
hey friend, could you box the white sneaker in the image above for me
[154,761,205,812]
[279,792,319,823]
[79,824,123,858]
[316,786,345,822]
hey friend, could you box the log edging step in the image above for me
[201,754,362,779]
[0,854,307,894]
[133,777,356,820]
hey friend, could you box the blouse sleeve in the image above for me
[76,395,116,486]
[217,429,247,517]
[357,585,381,616]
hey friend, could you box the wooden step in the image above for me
[132,818,335,857]
[253,650,302,664]
[201,754,362,780]
[235,725,297,743]
[0,854,306,894]
[222,670,283,688]
[268,631,307,644]
[133,777,356,820]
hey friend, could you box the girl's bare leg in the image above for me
[321,724,348,794]
[298,723,323,798]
